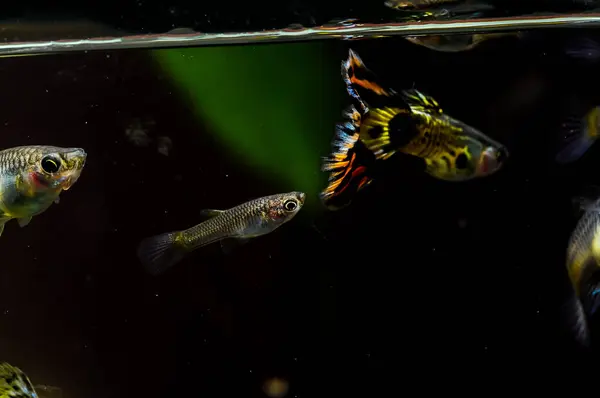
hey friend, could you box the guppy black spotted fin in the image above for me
[401,88,444,115]
[342,49,406,112]
[320,106,375,210]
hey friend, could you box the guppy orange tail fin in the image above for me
[320,106,375,210]
[342,49,398,113]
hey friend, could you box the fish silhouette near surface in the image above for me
[384,0,520,51]
[404,32,522,52]
[385,0,495,22]
[137,191,306,275]
[0,145,86,237]
[319,49,508,210]
[384,0,492,12]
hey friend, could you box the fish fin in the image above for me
[401,89,444,115]
[572,196,598,214]
[200,209,224,218]
[584,284,600,317]
[220,237,250,255]
[342,49,407,111]
[17,217,32,228]
[320,107,376,210]
[565,37,600,61]
[571,186,600,213]
[383,0,460,10]
[560,292,591,349]
[442,2,495,17]
[383,0,414,10]
[137,232,188,275]
[34,385,62,398]
[384,0,493,14]
[556,107,600,164]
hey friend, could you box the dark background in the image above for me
[0,2,599,397]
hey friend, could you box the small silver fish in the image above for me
[0,145,86,236]
[137,191,306,275]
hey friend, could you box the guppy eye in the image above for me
[283,199,298,212]
[41,155,60,173]
[455,153,468,169]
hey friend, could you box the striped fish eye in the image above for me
[455,153,469,169]
[283,199,298,212]
[41,155,61,174]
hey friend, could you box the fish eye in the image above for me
[41,155,61,173]
[455,153,468,169]
[283,199,298,212]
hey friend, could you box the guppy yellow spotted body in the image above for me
[0,145,86,236]
[559,196,600,348]
[320,49,508,209]
[0,363,38,398]
[566,197,600,297]
[0,363,61,398]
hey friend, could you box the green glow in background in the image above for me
[153,42,343,208]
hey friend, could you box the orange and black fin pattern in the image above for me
[320,106,375,210]
[342,49,404,112]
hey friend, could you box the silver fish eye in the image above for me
[41,155,61,174]
[283,199,298,212]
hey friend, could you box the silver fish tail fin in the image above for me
[137,232,188,275]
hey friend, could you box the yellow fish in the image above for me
[320,49,508,210]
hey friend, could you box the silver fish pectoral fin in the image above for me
[220,237,251,255]
[17,217,32,228]
[35,385,63,398]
